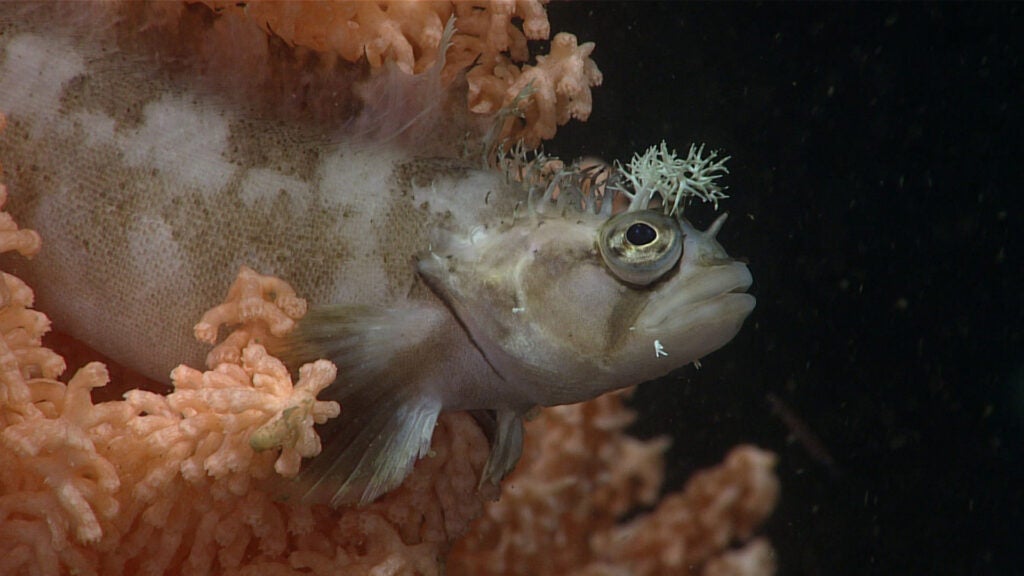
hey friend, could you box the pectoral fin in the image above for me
[293,384,442,507]
[273,304,447,506]
[279,304,447,383]
[274,304,527,505]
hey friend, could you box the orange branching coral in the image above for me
[585,446,778,576]
[0,58,777,567]
[470,32,603,148]
[193,264,308,370]
[0,139,55,412]
[0,259,337,572]
[191,0,601,147]
[197,1,454,74]
[448,392,779,576]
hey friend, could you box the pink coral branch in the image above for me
[190,1,599,148]
[194,265,308,368]
[495,33,603,147]
[0,184,41,258]
[449,393,778,576]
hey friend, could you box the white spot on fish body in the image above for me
[0,33,85,130]
[120,95,235,195]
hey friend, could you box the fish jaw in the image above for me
[634,261,754,332]
[622,263,754,372]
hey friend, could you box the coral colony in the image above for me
[0,3,778,575]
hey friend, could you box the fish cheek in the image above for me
[520,255,634,362]
[524,248,664,369]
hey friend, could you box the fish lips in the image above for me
[634,260,755,336]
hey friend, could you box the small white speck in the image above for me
[692,360,702,370]
[654,340,668,358]
[512,307,526,314]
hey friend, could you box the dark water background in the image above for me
[544,3,1023,574]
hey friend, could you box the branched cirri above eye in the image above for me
[598,210,683,286]
[607,141,731,217]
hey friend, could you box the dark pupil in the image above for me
[626,222,657,246]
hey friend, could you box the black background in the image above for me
[543,3,1022,575]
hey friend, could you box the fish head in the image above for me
[417,197,755,407]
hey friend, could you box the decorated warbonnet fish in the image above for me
[0,6,754,506]
[279,145,755,505]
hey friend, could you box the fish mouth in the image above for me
[635,261,754,332]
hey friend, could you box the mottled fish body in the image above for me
[0,5,755,505]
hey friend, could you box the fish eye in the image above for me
[598,210,683,286]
